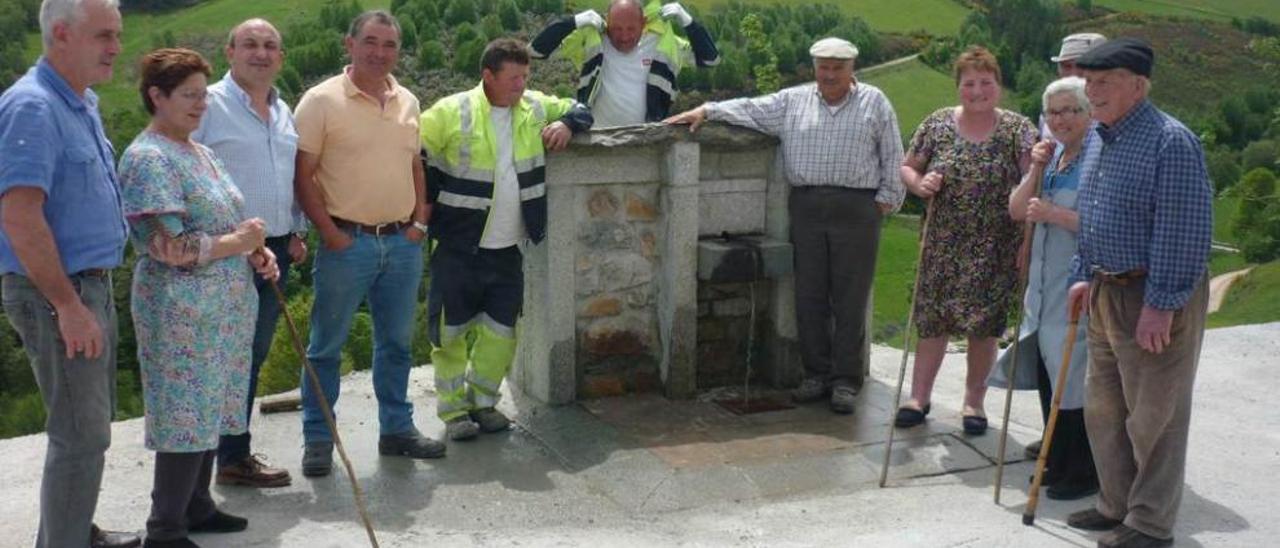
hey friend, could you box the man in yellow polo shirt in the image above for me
[292,9,442,477]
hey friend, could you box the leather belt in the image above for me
[71,268,111,278]
[1093,268,1147,286]
[332,217,408,236]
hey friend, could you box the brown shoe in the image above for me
[1067,508,1123,531]
[91,524,141,548]
[216,454,291,488]
[1098,524,1174,548]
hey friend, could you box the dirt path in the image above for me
[1209,267,1254,313]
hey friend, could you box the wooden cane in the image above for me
[266,262,380,547]
[994,146,1051,504]
[1022,300,1083,525]
[879,197,935,488]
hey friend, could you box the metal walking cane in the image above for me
[1023,299,1083,525]
[993,148,1050,504]
[267,273,380,547]
[879,196,935,488]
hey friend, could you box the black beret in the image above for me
[1075,37,1154,77]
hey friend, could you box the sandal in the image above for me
[894,403,931,428]
[962,414,988,436]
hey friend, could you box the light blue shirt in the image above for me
[0,58,127,275]
[192,73,304,237]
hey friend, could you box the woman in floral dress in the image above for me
[119,49,277,548]
[895,46,1037,435]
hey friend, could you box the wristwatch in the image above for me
[411,221,429,234]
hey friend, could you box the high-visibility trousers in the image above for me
[427,244,522,421]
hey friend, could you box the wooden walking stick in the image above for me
[1022,299,1083,525]
[268,272,380,547]
[879,196,935,488]
[994,143,1051,504]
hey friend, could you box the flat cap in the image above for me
[1075,37,1154,77]
[1051,32,1107,62]
[809,37,858,60]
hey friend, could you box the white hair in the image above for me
[1042,76,1090,113]
[40,0,119,47]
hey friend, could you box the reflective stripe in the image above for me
[582,44,602,62]
[437,191,491,210]
[646,72,675,96]
[526,95,546,122]
[577,72,596,90]
[467,370,503,395]
[437,399,469,415]
[519,183,546,201]
[458,95,474,173]
[436,375,467,395]
[513,156,545,173]
[441,318,476,341]
[479,312,516,338]
[429,156,496,183]
[473,391,498,409]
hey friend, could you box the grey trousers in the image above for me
[146,450,218,541]
[2,273,117,548]
[788,187,881,389]
[1085,275,1208,539]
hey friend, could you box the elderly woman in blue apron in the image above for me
[991,76,1099,501]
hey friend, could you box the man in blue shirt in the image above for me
[192,17,301,490]
[1064,38,1213,548]
[0,1,137,547]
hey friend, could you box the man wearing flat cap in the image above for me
[664,37,905,415]
[1063,37,1212,548]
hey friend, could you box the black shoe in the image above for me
[189,510,248,533]
[470,408,512,433]
[1099,524,1174,548]
[1047,481,1100,501]
[379,429,447,459]
[791,377,831,403]
[142,538,199,548]
[1067,508,1123,531]
[962,414,988,436]
[301,441,334,477]
[1024,439,1043,460]
[92,525,141,548]
[894,403,931,428]
[830,384,858,415]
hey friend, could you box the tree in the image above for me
[444,0,477,26]
[418,39,446,71]
[740,14,781,94]
[1243,139,1279,172]
[401,19,419,51]
[1234,167,1278,244]
[498,0,521,31]
[1206,147,1243,195]
[453,22,479,47]
[480,14,504,41]
[453,37,486,77]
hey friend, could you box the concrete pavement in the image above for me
[0,323,1275,547]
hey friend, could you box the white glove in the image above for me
[574,10,605,31]
[661,3,694,27]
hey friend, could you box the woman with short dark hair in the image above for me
[119,48,277,548]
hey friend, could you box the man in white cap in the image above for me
[1053,32,1107,78]
[665,37,905,415]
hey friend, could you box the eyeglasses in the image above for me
[1044,106,1085,118]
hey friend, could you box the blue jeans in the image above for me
[301,230,422,443]
[2,273,116,548]
[217,236,294,467]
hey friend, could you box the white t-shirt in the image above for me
[590,35,657,128]
[479,106,527,249]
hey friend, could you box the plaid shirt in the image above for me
[1070,100,1212,310]
[705,82,906,209]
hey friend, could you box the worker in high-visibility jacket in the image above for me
[419,38,593,440]
[530,0,719,127]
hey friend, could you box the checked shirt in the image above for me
[1070,100,1213,310]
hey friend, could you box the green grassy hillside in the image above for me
[872,215,921,347]
[1208,260,1280,328]
[684,0,970,36]
[860,58,955,141]
[1097,0,1280,23]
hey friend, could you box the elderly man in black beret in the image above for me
[1063,37,1213,548]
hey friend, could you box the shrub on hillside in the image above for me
[453,37,485,77]
[444,0,477,26]
[1206,147,1243,195]
[1233,167,1280,262]
[418,40,447,71]
[1242,139,1279,172]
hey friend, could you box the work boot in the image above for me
[301,441,334,477]
[1098,525,1174,548]
[446,416,480,441]
[379,429,447,458]
[216,454,291,487]
[91,525,141,548]
[790,377,830,403]
[1067,508,1123,531]
[189,510,248,533]
[470,407,512,433]
[830,384,857,415]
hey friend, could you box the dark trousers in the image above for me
[789,186,881,389]
[217,236,294,467]
[147,450,217,541]
[1035,354,1097,488]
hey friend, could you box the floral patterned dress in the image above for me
[119,130,255,452]
[908,107,1037,338]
